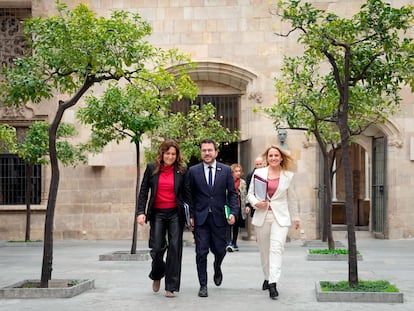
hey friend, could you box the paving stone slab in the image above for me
[99,249,150,261]
[307,252,363,261]
[302,240,345,248]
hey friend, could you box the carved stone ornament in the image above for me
[0,105,35,120]
[388,137,403,148]
[248,91,263,103]
[302,141,317,149]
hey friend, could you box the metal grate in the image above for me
[372,136,387,236]
[171,95,240,132]
[195,95,239,132]
[0,154,41,205]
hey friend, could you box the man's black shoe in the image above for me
[198,285,208,297]
[262,280,269,290]
[213,269,223,286]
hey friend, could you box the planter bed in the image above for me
[0,279,94,299]
[315,281,403,303]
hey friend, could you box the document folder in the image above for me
[253,175,268,201]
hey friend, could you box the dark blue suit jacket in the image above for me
[187,161,238,227]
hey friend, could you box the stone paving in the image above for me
[0,236,413,311]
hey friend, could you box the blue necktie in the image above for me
[208,166,213,187]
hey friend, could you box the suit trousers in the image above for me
[149,208,183,292]
[254,210,288,283]
[195,213,227,286]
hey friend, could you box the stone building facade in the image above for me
[1,0,413,241]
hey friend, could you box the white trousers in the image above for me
[254,210,289,283]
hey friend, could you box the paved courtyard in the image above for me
[0,236,413,311]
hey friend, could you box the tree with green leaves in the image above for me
[0,124,16,153]
[273,0,414,286]
[264,50,396,250]
[77,67,197,254]
[0,0,193,287]
[145,103,239,165]
[16,121,86,241]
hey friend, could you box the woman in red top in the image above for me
[136,140,192,298]
[226,163,247,252]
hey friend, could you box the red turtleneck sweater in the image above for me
[154,165,176,209]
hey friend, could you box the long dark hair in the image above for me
[153,139,185,174]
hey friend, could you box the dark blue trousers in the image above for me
[195,213,227,286]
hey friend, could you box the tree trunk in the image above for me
[314,131,334,248]
[322,151,330,242]
[40,104,62,288]
[25,163,33,241]
[337,71,358,286]
[339,129,358,286]
[324,153,334,249]
[40,80,93,288]
[130,142,140,254]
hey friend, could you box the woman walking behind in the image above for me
[226,163,247,252]
[247,145,300,300]
[136,139,192,298]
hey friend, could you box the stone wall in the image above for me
[1,0,413,241]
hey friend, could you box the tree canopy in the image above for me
[271,0,414,286]
[77,53,197,255]
[0,0,197,287]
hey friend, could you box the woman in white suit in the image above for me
[247,145,300,300]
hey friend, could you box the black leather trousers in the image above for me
[148,208,183,292]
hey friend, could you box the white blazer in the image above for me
[247,167,299,227]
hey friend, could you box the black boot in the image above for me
[269,283,278,300]
[262,280,269,290]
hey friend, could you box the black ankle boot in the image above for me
[262,280,269,290]
[269,283,278,300]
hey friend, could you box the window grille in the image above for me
[0,154,41,205]
[171,95,240,132]
[0,7,31,68]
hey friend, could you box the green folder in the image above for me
[224,204,231,219]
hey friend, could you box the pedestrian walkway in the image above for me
[0,237,413,311]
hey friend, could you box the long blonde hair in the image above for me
[262,145,295,172]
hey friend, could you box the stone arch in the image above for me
[187,61,258,93]
[174,60,260,187]
[346,118,403,157]
[356,118,403,150]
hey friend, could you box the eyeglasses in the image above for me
[201,149,215,153]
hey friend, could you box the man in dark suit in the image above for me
[187,138,238,298]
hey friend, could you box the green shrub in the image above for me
[320,280,399,292]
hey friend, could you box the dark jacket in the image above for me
[186,161,238,227]
[136,162,193,224]
[245,168,256,216]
